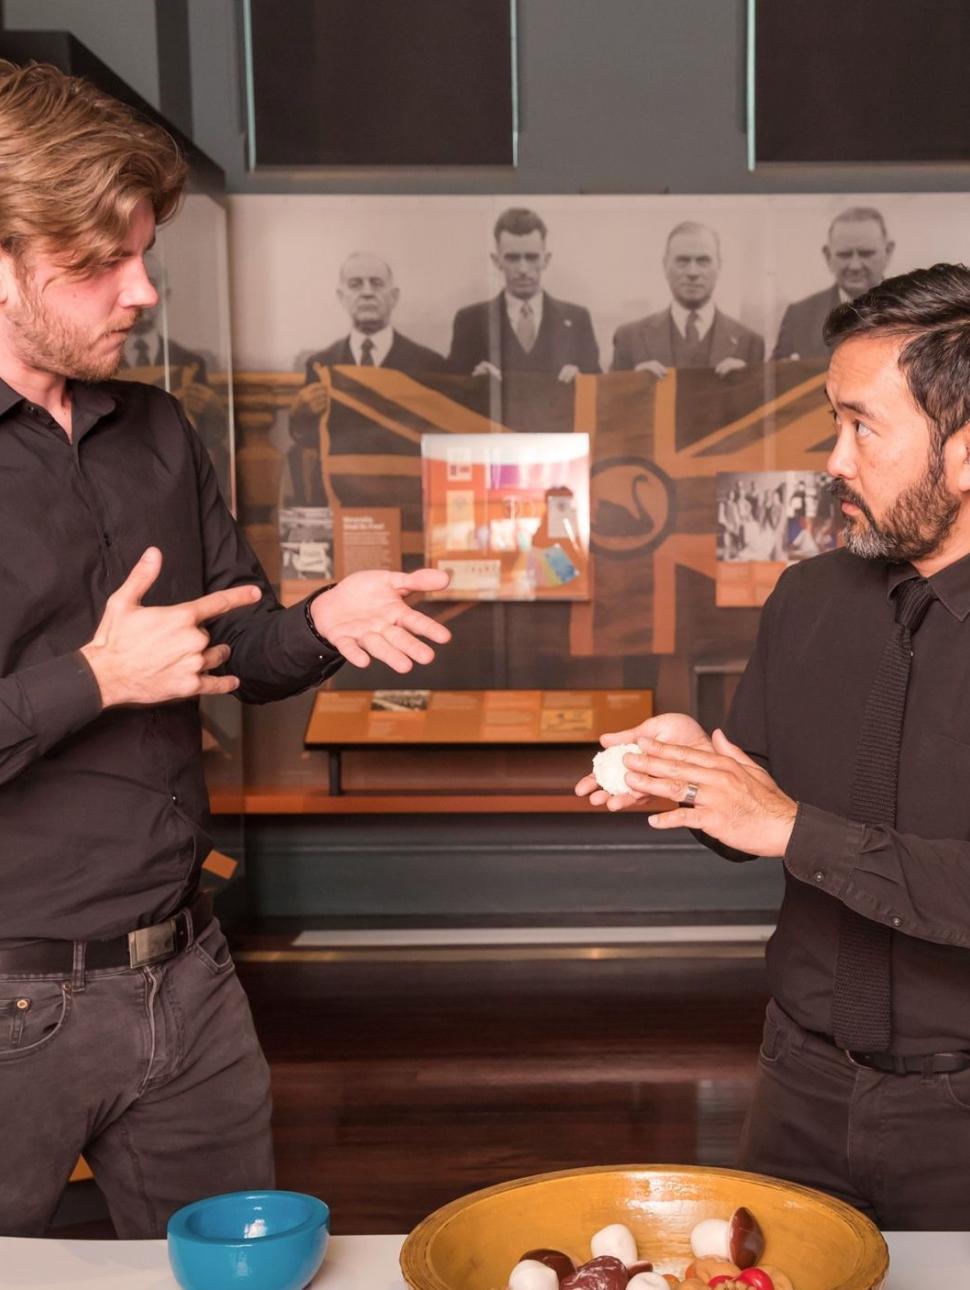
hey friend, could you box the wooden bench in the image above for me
[303,687,653,797]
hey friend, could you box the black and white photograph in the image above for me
[716,470,841,564]
[370,690,431,714]
[278,505,334,581]
[230,192,970,397]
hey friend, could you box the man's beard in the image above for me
[827,451,959,563]
[8,283,134,382]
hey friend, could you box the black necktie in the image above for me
[831,574,936,1052]
[360,338,375,366]
[685,310,701,344]
[133,337,150,366]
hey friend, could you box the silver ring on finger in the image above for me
[681,782,700,807]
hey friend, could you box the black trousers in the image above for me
[0,919,273,1238]
[738,997,970,1229]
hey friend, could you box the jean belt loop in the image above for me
[184,906,196,950]
[71,940,86,994]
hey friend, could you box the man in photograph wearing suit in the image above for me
[289,251,446,503]
[772,206,894,360]
[119,253,230,498]
[294,250,446,386]
[120,252,213,390]
[448,207,600,382]
[612,221,764,377]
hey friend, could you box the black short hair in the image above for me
[493,207,547,243]
[823,262,970,447]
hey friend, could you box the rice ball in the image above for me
[591,742,641,796]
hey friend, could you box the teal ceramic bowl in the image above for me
[167,1190,330,1290]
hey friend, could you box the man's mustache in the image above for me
[825,476,876,525]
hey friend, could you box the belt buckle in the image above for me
[127,918,178,968]
[843,1049,866,1068]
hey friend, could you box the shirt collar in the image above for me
[350,325,393,365]
[670,299,715,338]
[0,376,116,434]
[504,290,544,329]
[887,550,970,621]
[0,378,21,418]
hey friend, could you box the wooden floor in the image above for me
[242,941,768,1234]
[57,936,769,1236]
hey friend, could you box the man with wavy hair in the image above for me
[0,61,450,1237]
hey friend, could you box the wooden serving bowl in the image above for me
[401,1164,888,1290]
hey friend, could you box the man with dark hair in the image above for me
[448,207,600,381]
[0,60,451,1238]
[612,221,764,377]
[578,262,970,1227]
[773,206,895,360]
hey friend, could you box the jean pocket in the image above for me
[0,982,71,1061]
[758,1001,790,1067]
[941,1068,970,1112]
[191,923,235,977]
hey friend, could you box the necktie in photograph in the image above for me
[831,575,936,1052]
[685,310,701,344]
[133,337,151,366]
[516,301,537,353]
[359,338,376,366]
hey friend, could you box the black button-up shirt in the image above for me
[724,546,970,1053]
[0,378,340,942]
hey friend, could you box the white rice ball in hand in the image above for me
[591,742,642,797]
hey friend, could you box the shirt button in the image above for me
[171,794,178,804]
[891,916,902,928]
[813,870,825,883]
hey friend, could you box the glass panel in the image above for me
[148,195,243,862]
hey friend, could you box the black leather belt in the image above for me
[845,1049,970,1075]
[0,891,213,974]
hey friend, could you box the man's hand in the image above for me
[627,728,797,855]
[310,568,452,672]
[635,360,668,380]
[81,547,261,708]
[472,360,502,379]
[557,363,580,384]
[179,381,220,420]
[714,357,748,377]
[575,712,712,811]
[291,382,329,415]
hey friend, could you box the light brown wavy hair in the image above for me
[0,59,187,277]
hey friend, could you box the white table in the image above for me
[0,1231,966,1288]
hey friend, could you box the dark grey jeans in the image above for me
[738,996,970,1229]
[0,919,273,1238]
